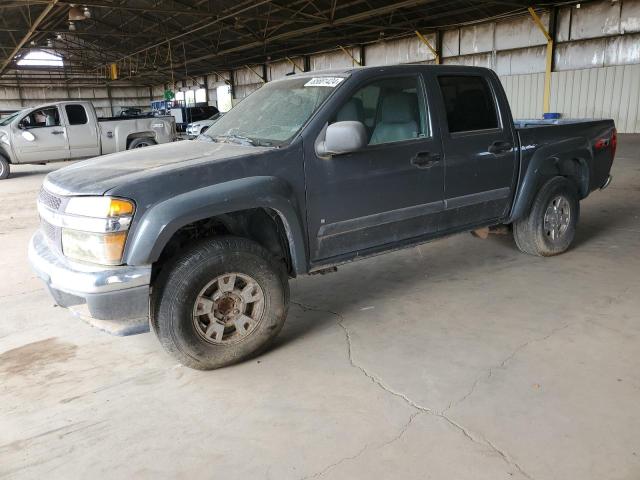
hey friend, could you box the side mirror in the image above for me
[17,122,25,130]
[316,121,367,156]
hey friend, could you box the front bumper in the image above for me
[28,230,152,336]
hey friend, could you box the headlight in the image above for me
[61,197,134,265]
[0,131,8,146]
[62,230,128,265]
[38,196,135,265]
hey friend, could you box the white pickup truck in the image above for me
[0,101,177,179]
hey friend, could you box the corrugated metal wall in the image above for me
[500,73,546,120]
[551,65,640,133]
[139,0,639,133]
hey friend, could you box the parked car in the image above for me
[0,101,177,179]
[186,112,224,138]
[170,105,219,132]
[29,65,616,369]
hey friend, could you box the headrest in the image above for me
[380,92,416,123]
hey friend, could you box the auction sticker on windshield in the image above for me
[304,77,344,88]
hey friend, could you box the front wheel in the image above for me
[0,156,10,180]
[513,176,579,256]
[151,237,289,370]
[128,137,157,149]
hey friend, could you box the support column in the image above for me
[15,72,24,107]
[106,83,114,117]
[528,7,556,114]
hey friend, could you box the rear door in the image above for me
[63,104,100,159]
[12,105,69,163]
[432,71,517,230]
[305,71,445,263]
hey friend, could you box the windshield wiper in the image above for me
[214,134,256,146]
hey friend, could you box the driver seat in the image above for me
[370,93,418,145]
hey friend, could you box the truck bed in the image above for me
[514,117,616,198]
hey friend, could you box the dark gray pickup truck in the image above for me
[29,65,616,369]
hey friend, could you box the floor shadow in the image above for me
[273,232,526,349]
[573,204,638,248]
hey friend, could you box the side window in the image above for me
[21,107,60,129]
[437,75,499,133]
[65,105,88,125]
[332,76,429,145]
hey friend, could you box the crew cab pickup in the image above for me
[28,65,616,370]
[0,101,177,179]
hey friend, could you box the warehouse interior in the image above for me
[1,1,639,479]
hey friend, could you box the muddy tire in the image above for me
[151,236,289,370]
[128,137,157,149]
[0,156,9,180]
[513,176,579,256]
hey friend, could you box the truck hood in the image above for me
[44,140,272,196]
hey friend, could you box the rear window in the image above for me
[437,75,499,133]
[65,105,88,125]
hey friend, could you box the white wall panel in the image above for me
[550,65,640,133]
[570,1,621,39]
[604,33,640,66]
[621,0,640,33]
[310,48,361,70]
[459,23,494,55]
[268,58,303,81]
[496,46,546,75]
[494,13,548,50]
[365,36,436,66]
[442,29,459,57]
[557,7,572,42]
[499,73,544,119]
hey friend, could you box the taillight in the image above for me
[611,129,617,159]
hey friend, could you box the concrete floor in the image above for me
[1,136,639,480]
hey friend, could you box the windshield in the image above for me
[202,76,344,146]
[0,110,23,126]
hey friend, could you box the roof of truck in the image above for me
[271,64,492,82]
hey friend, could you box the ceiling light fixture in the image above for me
[69,5,85,21]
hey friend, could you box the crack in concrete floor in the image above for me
[292,301,535,480]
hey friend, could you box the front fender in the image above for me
[124,176,307,274]
[508,137,592,223]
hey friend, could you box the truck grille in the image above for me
[38,188,62,211]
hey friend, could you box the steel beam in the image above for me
[528,7,553,114]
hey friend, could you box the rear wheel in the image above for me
[151,237,289,370]
[128,137,157,149]
[513,176,579,256]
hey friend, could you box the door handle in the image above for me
[51,130,64,135]
[411,152,441,169]
[488,141,512,154]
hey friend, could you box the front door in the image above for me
[63,104,100,159]
[433,72,518,230]
[305,73,445,264]
[13,105,69,163]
